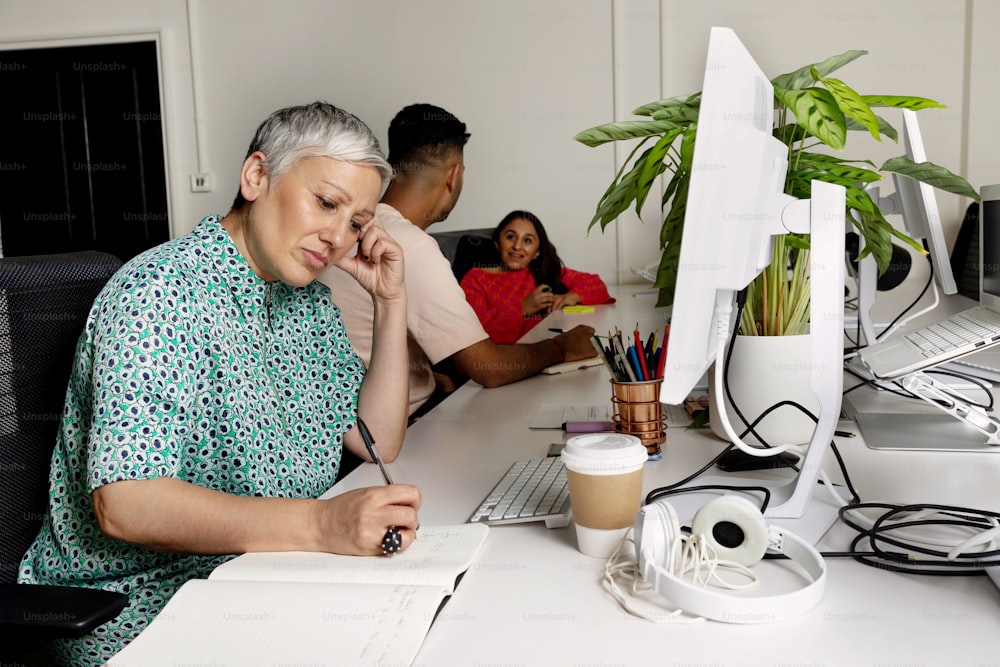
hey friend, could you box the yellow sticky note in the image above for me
[562,305,595,313]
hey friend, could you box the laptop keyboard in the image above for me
[904,311,1000,358]
[468,456,571,528]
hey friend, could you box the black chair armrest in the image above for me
[0,583,128,639]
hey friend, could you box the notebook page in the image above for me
[208,523,488,593]
[108,579,444,666]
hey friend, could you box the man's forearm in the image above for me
[453,338,562,388]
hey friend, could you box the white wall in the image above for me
[2,0,996,285]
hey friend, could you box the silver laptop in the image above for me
[859,184,1000,380]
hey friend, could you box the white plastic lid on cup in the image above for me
[560,433,648,475]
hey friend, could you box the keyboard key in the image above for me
[469,457,572,528]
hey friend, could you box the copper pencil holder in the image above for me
[610,379,665,459]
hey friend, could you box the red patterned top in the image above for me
[461,267,614,344]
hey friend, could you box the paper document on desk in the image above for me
[108,524,489,667]
[529,403,613,428]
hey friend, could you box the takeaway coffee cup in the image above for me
[561,433,648,558]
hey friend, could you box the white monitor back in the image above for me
[659,26,789,405]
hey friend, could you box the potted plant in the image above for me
[574,48,979,443]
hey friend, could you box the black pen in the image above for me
[357,417,393,485]
[549,328,565,333]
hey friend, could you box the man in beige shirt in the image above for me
[320,104,595,418]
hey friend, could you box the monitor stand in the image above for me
[674,180,849,546]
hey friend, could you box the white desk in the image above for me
[334,286,1000,666]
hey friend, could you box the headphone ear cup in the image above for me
[634,500,683,573]
[690,496,769,567]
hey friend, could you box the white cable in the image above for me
[712,337,808,460]
[603,529,759,624]
[602,533,699,624]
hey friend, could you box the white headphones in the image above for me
[633,495,827,623]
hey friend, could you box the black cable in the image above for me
[922,368,995,411]
[875,255,934,342]
[646,483,773,514]
[843,366,918,400]
[830,501,1000,575]
[643,444,736,500]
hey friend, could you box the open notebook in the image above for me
[108,523,489,667]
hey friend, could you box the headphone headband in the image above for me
[635,496,826,623]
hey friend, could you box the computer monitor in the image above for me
[980,184,1000,308]
[657,27,790,405]
[853,109,958,343]
[892,109,958,295]
[657,27,847,542]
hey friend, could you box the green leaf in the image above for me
[773,123,807,146]
[775,87,847,150]
[654,217,684,307]
[796,153,882,182]
[815,71,881,141]
[633,92,700,117]
[880,156,981,201]
[661,167,683,209]
[846,115,899,142]
[787,168,858,190]
[634,131,681,215]
[651,105,700,124]
[592,163,643,231]
[861,95,946,111]
[586,139,651,232]
[660,173,688,249]
[843,183,879,213]
[573,119,682,147]
[854,208,897,269]
[771,50,868,91]
[678,124,697,167]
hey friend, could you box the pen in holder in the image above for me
[610,378,665,460]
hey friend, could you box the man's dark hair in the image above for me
[387,103,470,173]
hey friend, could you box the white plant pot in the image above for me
[707,333,818,447]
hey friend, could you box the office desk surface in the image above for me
[333,287,1000,666]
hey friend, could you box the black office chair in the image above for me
[428,228,500,282]
[0,251,129,664]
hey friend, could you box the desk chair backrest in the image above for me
[0,251,123,584]
[429,228,500,283]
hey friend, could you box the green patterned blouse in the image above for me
[18,216,365,666]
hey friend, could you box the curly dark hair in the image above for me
[493,210,567,293]
[387,103,470,173]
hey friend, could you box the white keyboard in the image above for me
[903,312,1000,358]
[468,457,572,528]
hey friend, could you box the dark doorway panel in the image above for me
[0,40,170,261]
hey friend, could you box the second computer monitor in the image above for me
[889,108,958,295]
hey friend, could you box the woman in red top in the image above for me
[460,210,613,344]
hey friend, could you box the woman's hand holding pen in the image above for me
[310,485,421,556]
